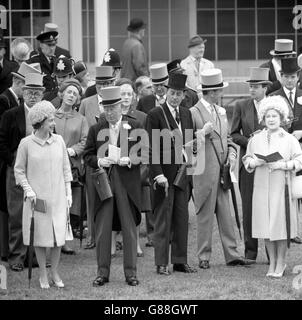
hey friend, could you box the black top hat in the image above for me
[167,59,184,74]
[127,18,146,32]
[54,56,74,77]
[165,73,187,91]
[280,57,301,74]
[102,48,121,68]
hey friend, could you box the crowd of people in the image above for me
[1,17,302,290]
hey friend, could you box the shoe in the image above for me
[10,263,24,272]
[145,240,154,247]
[199,260,210,269]
[61,245,75,255]
[173,263,197,273]
[137,252,144,257]
[84,243,96,250]
[126,276,139,286]
[266,272,275,277]
[51,279,65,288]
[291,236,302,244]
[272,265,287,278]
[226,257,254,266]
[92,276,109,287]
[39,278,50,289]
[156,265,171,275]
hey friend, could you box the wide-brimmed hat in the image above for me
[270,39,296,56]
[54,55,74,77]
[246,67,272,85]
[165,73,187,91]
[22,73,45,91]
[280,57,301,74]
[11,62,42,81]
[102,48,121,68]
[36,23,59,43]
[95,66,115,83]
[188,35,207,48]
[167,59,184,74]
[127,18,146,32]
[201,69,229,91]
[150,63,169,85]
[100,86,122,106]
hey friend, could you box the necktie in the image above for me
[289,91,293,106]
[175,109,180,125]
[195,58,200,73]
[211,105,216,122]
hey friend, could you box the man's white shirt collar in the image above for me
[283,86,296,100]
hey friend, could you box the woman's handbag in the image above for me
[291,175,302,199]
[66,209,74,241]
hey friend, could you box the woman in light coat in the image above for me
[14,101,72,289]
[243,95,302,278]
[54,79,88,252]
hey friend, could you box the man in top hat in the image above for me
[0,73,45,271]
[10,38,33,65]
[79,66,116,250]
[260,39,296,95]
[231,68,271,262]
[0,31,19,94]
[181,35,214,98]
[269,57,302,245]
[190,69,253,269]
[137,63,169,114]
[84,86,143,286]
[121,18,148,82]
[146,72,197,275]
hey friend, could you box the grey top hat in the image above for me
[11,62,41,81]
[95,66,115,82]
[246,67,272,85]
[201,69,229,91]
[270,39,296,56]
[150,63,169,84]
[22,73,45,91]
[100,86,122,106]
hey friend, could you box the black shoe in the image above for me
[291,236,302,244]
[173,263,197,273]
[10,263,24,272]
[84,242,96,250]
[126,276,139,286]
[92,276,109,287]
[61,245,75,255]
[199,260,210,269]
[226,257,254,266]
[156,265,171,275]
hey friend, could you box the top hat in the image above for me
[36,23,59,43]
[188,35,207,48]
[23,73,45,91]
[54,55,74,77]
[73,61,88,78]
[246,67,272,85]
[167,59,184,74]
[270,39,296,56]
[165,73,187,91]
[95,66,115,82]
[150,63,169,84]
[102,48,121,68]
[201,69,229,91]
[11,62,42,81]
[100,86,122,106]
[280,57,301,74]
[127,18,146,32]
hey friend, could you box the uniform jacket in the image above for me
[0,59,19,94]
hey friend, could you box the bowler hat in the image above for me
[22,73,45,91]
[36,23,58,43]
[188,35,207,48]
[165,73,187,91]
[167,59,184,74]
[280,57,301,74]
[127,18,146,32]
[150,63,169,84]
[270,39,296,56]
[95,66,115,82]
[102,48,121,68]
[100,86,122,106]
[11,62,42,81]
[201,69,228,91]
[54,55,74,77]
[246,67,272,85]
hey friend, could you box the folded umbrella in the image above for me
[28,202,35,289]
[230,183,242,240]
[284,173,291,249]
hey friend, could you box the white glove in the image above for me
[67,195,73,208]
[203,122,214,135]
[98,157,116,168]
[26,190,36,204]
[65,182,72,208]
[67,148,76,157]
[268,161,287,171]
[118,157,131,167]
[249,157,266,169]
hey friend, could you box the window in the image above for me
[2,0,51,58]
[82,0,95,63]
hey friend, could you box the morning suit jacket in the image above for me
[0,88,20,120]
[270,86,302,135]
[146,103,194,208]
[83,115,142,223]
[84,84,97,99]
[79,94,100,128]
[260,60,282,95]
[0,59,19,94]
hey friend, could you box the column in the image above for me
[95,0,109,65]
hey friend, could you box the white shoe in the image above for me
[51,279,65,288]
[39,278,50,289]
[272,264,287,278]
[266,272,274,277]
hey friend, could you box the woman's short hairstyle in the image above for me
[58,79,83,105]
[258,95,289,124]
[115,78,135,90]
[28,101,56,130]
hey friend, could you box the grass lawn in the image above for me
[1,199,302,300]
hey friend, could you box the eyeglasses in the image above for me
[24,91,43,98]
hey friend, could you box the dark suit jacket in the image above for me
[55,46,71,59]
[260,60,281,95]
[0,89,20,120]
[0,59,19,94]
[84,84,97,98]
